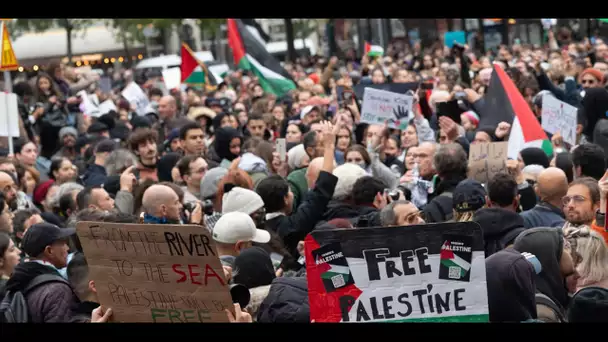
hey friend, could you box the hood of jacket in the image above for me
[485,248,538,322]
[256,277,309,323]
[323,200,378,221]
[238,152,269,174]
[473,208,526,256]
[580,87,608,140]
[214,127,243,161]
[4,261,62,294]
[513,227,569,312]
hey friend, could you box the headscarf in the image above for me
[519,147,550,168]
[513,227,569,312]
[214,127,243,161]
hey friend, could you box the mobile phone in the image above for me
[420,82,434,90]
[276,138,286,163]
[342,90,354,106]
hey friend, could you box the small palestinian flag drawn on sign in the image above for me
[439,234,473,282]
[312,242,355,293]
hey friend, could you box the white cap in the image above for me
[222,187,265,215]
[212,212,271,244]
[300,105,314,120]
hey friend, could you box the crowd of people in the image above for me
[1,26,608,323]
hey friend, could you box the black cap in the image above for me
[95,139,117,154]
[87,121,109,134]
[568,287,608,322]
[205,97,221,107]
[453,179,487,212]
[21,223,75,257]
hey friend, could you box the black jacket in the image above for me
[473,207,526,257]
[81,163,107,187]
[256,277,309,323]
[263,171,338,260]
[424,175,466,223]
[321,200,377,224]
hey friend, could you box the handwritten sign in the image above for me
[361,88,414,129]
[121,82,150,116]
[76,222,233,323]
[541,96,578,146]
[468,142,508,184]
[306,222,489,322]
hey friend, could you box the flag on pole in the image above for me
[180,43,217,91]
[480,64,552,159]
[364,41,384,58]
[227,18,295,98]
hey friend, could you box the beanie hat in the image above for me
[200,167,229,200]
[58,126,78,141]
[461,111,480,127]
[332,163,367,200]
[222,186,265,215]
[581,68,605,83]
[33,179,55,205]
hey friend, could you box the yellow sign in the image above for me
[0,22,19,71]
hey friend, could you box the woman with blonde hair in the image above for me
[563,225,608,292]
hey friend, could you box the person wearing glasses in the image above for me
[563,177,600,230]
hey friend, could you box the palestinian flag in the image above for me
[364,41,384,57]
[227,18,295,98]
[180,43,217,91]
[480,64,553,159]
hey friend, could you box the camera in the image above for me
[183,200,215,217]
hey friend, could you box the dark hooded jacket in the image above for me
[156,152,181,182]
[485,248,538,322]
[567,287,608,322]
[424,174,467,223]
[320,200,378,223]
[3,261,82,323]
[473,207,526,257]
[579,87,608,141]
[212,127,243,164]
[593,119,608,160]
[519,147,550,168]
[256,277,309,323]
[513,228,569,322]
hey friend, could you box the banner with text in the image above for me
[361,88,414,129]
[305,222,489,323]
[541,96,578,146]
[76,222,233,323]
[468,142,508,184]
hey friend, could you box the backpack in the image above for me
[535,293,567,323]
[0,274,68,323]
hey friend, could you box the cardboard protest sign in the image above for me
[541,96,577,146]
[468,142,508,184]
[76,222,233,323]
[121,82,150,116]
[305,222,488,323]
[361,87,414,129]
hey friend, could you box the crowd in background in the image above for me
[1,25,608,323]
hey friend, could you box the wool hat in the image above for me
[200,167,229,200]
[332,163,367,199]
[581,68,604,83]
[222,187,265,215]
[58,126,78,141]
[461,111,480,127]
[212,212,270,244]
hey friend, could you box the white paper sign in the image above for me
[77,90,101,117]
[162,67,181,91]
[541,96,578,146]
[98,100,118,115]
[121,82,150,116]
[361,88,414,129]
[0,93,20,138]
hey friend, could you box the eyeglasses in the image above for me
[562,195,587,206]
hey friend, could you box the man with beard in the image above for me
[563,177,599,227]
[52,127,78,160]
[0,171,18,211]
[128,128,159,182]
